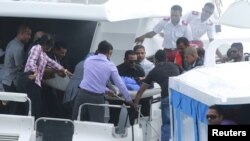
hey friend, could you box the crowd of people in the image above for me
[0,2,249,141]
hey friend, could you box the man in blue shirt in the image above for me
[72,40,133,122]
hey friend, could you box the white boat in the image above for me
[0,0,165,141]
[0,0,249,141]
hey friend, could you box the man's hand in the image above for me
[65,69,73,77]
[57,69,66,77]
[58,69,73,77]
[135,36,145,44]
[126,100,135,108]
[105,90,115,97]
[28,72,37,80]
[135,31,156,44]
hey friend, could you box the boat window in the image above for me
[216,41,250,63]
[0,17,97,72]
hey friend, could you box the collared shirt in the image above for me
[24,44,63,87]
[153,18,193,49]
[80,54,132,102]
[182,11,214,40]
[139,58,155,76]
[2,38,24,86]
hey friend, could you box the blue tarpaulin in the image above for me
[170,89,208,141]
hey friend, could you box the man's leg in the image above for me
[72,90,86,120]
[161,96,170,141]
[87,94,105,123]
[108,100,123,126]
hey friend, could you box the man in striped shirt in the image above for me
[20,34,68,119]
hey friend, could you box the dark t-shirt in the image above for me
[144,62,180,98]
[47,52,69,70]
[117,62,145,79]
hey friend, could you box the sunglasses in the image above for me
[128,60,137,64]
[230,50,238,53]
[206,115,218,120]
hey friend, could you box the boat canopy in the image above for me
[170,61,250,106]
[169,38,250,106]
[0,0,169,21]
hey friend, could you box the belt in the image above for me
[164,48,177,51]
[80,88,104,96]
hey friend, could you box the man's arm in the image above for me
[134,83,149,109]
[134,68,154,108]
[13,47,24,68]
[135,31,157,44]
[209,38,226,61]
[45,55,72,77]
[111,65,132,102]
[135,19,166,44]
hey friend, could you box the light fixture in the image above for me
[219,0,250,28]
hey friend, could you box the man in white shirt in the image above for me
[182,2,215,41]
[133,45,154,76]
[182,2,224,60]
[135,5,193,62]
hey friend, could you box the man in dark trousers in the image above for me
[109,50,146,127]
[72,40,133,122]
[134,49,180,141]
[2,25,32,114]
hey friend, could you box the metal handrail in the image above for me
[26,97,32,116]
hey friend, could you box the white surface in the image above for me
[73,121,143,141]
[0,92,28,102]
[170,37,250,106]
[0,0,169,22]
[169,61,250,106]
[140,110,161,141]
[220,1,250,28]
[0,114,34,141]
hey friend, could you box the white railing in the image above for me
[0,92,32,116]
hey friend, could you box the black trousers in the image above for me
[108,97,152,126]
[18,73,42,119]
